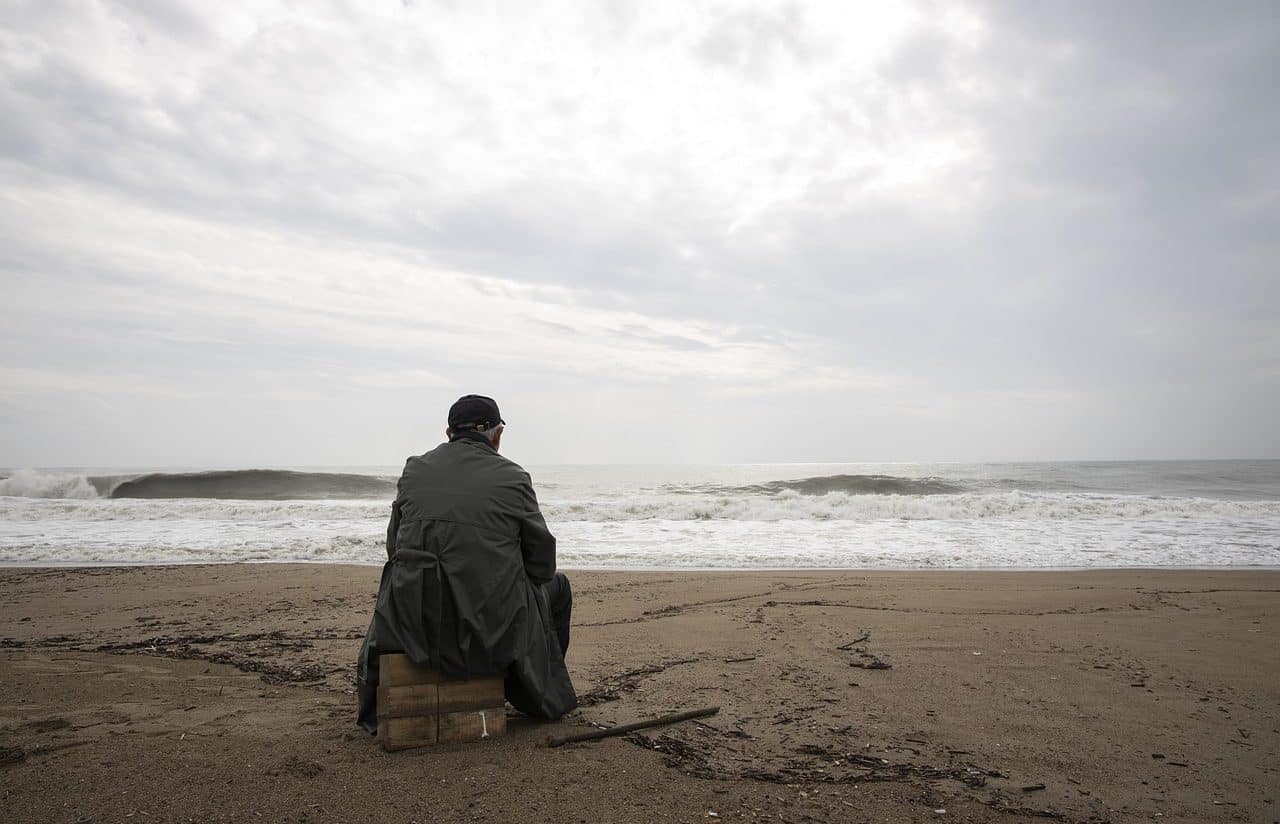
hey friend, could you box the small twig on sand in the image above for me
[546,707,720,748]
[837,632,871,651]
[724,656,757,663]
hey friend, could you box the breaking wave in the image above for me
[714,474,965,496]
[0,469,99,499]
[109,470,395,500]
[0,470,969,502]
[0,469,395,500]
[3,461,1276,569]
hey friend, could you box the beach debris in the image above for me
[986,802,1066,820]
[724,656,757,663]
[837,632,892,669]
[849,654,891,670]
[577,658,699,706]
[836,632,871,651]
[85,629,349,685]
[0,746,26,767]
[546,706,720,747]
[631,732,719,778]
[1021,783,1047,792]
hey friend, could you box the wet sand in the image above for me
[1,565,1277,823]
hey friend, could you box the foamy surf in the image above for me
[0,469,100,499]
[2,461,1278,569]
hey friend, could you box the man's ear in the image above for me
[491,426,503,452]
[445,427,453,439]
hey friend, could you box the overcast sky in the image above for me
[1,0,1277,467]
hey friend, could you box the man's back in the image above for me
[393,436,555,586]
[356,410,576,732]
[385,435,557,676]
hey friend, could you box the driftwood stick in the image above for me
[837,633,871,651]
[546,706,720,747]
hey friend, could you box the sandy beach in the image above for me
[1,565,1276,823]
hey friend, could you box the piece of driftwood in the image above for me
[546,706,720,747]
[836,633,871,651]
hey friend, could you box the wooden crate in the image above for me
[376,654,506,751]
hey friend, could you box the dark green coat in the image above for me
[356,434,576,731]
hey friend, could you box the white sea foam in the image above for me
[0,497,391,522]
[2,511,1276,568]
[3,490,1276,524]
[543,490,1280,522]
[0,469,99,499]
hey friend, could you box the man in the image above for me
[356,394,576,734]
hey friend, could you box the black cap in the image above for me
[448,394,504,430]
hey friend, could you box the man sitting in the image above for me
[356,394,576,733]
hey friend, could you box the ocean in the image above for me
[1,461,1278,569]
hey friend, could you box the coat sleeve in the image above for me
[517,474,557,584]
[385,499,402,561]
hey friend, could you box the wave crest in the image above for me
[754,474,963,496]
[665,474,965,497]
[0,470,99,499]
[109,469,395,500]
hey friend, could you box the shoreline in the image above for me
[2,564,1277,823]
[5,560,1280,572]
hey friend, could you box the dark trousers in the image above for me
[544,572,572,656]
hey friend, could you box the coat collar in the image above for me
[449,430,496,451]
